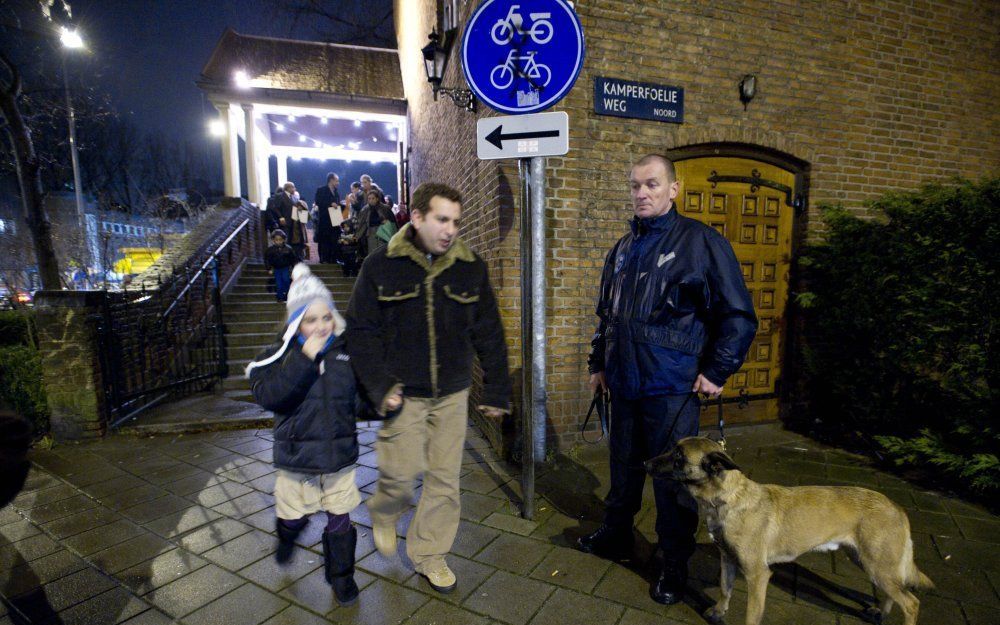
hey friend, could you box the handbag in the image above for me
[375,220,398,244]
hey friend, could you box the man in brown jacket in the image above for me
[345,182,510,594]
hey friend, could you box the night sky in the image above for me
[68,0,395,186]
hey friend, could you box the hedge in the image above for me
[795,178,999,498]
[0,311,48,434]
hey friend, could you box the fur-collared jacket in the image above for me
[345,224,511,410]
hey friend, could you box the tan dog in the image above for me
[645,437,932,625]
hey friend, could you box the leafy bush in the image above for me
[0,311,48,434]
[0,310,34,347]
[797,178,999,497]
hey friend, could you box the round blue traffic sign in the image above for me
[462,0,585,114]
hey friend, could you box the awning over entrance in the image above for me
[197,29,407,204]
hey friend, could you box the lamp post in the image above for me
[60,26,87,267]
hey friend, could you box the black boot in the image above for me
[275,519,303,564]
[650,557,688,605]
[577,525,635,561]
[323,526,359,606]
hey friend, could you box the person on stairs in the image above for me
[245,264,362,605]
[264,229,299,303]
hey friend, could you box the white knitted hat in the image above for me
[245,264,345,378]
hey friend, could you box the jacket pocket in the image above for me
[377,283,420,302]
[443,284,480,304]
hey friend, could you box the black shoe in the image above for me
[323,526,360,606]
[650,559,688,605]
[577,525,634,561]
[275,519,303,564]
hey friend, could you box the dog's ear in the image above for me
[701,451,740,478]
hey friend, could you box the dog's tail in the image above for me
[903,539,934,589]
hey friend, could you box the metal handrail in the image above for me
[163,217,250,318]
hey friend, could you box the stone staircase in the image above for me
[221,263,357,402]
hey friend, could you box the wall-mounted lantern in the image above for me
[739,74,757,111]
[421,30,476,112]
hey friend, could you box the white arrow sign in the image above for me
[476,111,569,160]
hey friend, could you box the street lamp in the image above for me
[60,26,83,49]
[60,26,87,269]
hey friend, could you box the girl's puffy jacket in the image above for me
[250,335,359,474]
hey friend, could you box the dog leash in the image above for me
[581,389,611,443]
[659,393,727,455]
[580,388,728,460]
[717,394,727,451]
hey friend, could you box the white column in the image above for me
[241,103,261,205]
[257,152,271,202]
[215,102,241,198]
[276,154,288,188]
[256,114,273,201]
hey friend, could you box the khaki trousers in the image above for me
[368,388,468,569]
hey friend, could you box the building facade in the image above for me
[198,29,408,208]
[395,0,1000,454]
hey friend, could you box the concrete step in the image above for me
[223,389,254,402]
[226,291,353,304]
[233,282,356,298]
[223,375,251,391]
[241,272,355,283]
[228,344,269,361]
[224,301,292,314]
[224,332,277,348]
[227,361,250,376]
[117,392,271,435]
[227,278,353,290]
[223,319,284,334]
[243,264,354,278]
[223,313,285,326]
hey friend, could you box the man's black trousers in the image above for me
[604,393,700,562]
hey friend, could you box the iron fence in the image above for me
[96,201,262,429]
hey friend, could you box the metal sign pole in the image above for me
[519,156,548,520]
[530,156,547,468]
[464,0,582,522]
[519,158,536,520]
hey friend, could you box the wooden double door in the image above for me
[673,156,799,424]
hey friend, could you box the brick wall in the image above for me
[33,292,108,441]
[395,0,1000,455]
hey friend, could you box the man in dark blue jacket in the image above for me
[579,154,757,605]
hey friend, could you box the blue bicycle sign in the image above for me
[490,5,554,45]
[462,0,585,114]
[491,51,551,90]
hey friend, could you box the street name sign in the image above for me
[462,0,585,114]
[594,76,684,124]
[476,112,569,160]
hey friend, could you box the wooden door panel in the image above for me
[674,157,795,424]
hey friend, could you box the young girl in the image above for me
[245,264,361,605]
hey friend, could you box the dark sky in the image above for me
[68,0,394,174]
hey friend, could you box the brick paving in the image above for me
[2,422,997,625]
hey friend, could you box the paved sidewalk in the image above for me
[2,422,997,625]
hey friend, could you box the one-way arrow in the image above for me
[485,125,561,150]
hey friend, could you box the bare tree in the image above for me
[273,0,395,48]
[0,0,77,289]
[78,113,140,211]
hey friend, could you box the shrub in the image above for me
[796,178,999,498]
[0,310,34,347]
[0,311,48,434]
